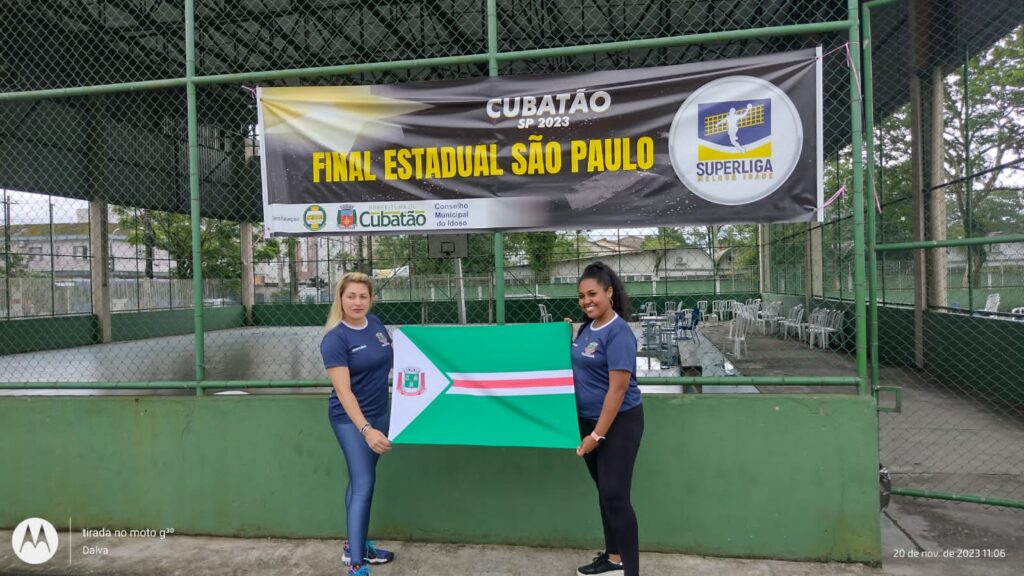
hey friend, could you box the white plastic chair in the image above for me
[756,301,781,335]
[983,293,1000,313]
[768,302,792,335]
[799,308,827,343]
[708,300,723,323]
[809,309,843,349]
[663,301,678,317]
[538,304,552,322]
[722,300,737,322]
[727,311,753,358]
[781,306,805,340]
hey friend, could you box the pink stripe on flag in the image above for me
[451,376,574,389]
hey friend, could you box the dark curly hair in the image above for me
[578,261,632,319]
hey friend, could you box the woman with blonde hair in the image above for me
[320,272,396,576]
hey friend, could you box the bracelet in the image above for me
[359,423,372,436]
[590,431,606,443]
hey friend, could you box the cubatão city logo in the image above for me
[337,205,357,229]
[12,517,58,565]
[669,75,803,206]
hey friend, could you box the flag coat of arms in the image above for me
[389,323,578,449]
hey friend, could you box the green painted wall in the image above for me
[0,394,880,562]
[876,306,916,366]
[876,309,1024,404]
[0,307,246,356]
[111,306,245,342]
[924,313,1024,403]
[0,314,96,355]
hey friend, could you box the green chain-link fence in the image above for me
[2,1,1019,507]
[759,0,1024,507]
[865,0,1024,507]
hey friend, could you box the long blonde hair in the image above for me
[325,272,374,330]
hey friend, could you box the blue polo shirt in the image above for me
[320,314,393,423]
[571,313,642,419]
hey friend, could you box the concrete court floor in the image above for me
[697,321,1024,576]
[0,528,1017,576]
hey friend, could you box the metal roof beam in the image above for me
[36,1,172,80]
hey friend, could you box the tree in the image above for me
[286,237,298,301]
[505,231,575,283]
[640,227,687,250]
[0,250,29,276]
[944,25,1024,288]
[112,207,280,291]
[718,225,759,271]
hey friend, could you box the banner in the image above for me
[388,324,578,449]
[258,49,823,236]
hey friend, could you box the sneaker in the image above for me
[347,563,371,576]
[343,541,396,565]
[577,551,623,575]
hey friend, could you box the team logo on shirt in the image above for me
[583,341,599,358]
[376,332,389,346]
[397,367,426,396]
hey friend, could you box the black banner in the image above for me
[258,48,822,235]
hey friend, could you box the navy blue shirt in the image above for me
[320,314,393,423]
[571,313,642,419]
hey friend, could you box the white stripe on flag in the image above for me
[446,385,576,396]
[447,370,573,381]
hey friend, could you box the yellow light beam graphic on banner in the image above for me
[261,86,432,153]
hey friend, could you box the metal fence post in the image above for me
[488,0,505,325]
[863,0,900,395]
[848,0,869,394]
[185,0,205,393]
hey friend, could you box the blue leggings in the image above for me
[329,411,390,560]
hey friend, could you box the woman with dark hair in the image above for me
[570,262,644,576]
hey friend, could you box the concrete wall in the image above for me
[0,314,96,355]
[0,306,245,355]
[111,306,244,342]
[875,307,1024,404]
[0,394,881,563]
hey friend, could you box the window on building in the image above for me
[74,245,88,259]
[26,246,43,261]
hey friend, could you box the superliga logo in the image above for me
[12,517,59,565]
[669,76,803,205]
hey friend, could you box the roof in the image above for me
[0,222,121,239]
[0,1,1021,221]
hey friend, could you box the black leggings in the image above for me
[579,404,644,576]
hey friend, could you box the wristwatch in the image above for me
[590,431,606,443]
